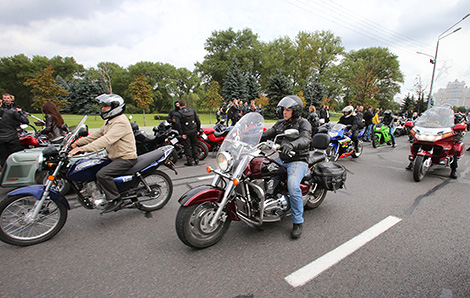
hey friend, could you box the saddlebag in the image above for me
[313,162,346,191]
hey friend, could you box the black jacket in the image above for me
[40,114,65,140]
[173,107,201,135]
[262,117,312,163]
[338,115,359,132]
[0,107,29,141]
[363,109,374,126]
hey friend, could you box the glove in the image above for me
[280,143,294,156]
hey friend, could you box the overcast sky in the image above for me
[1,0,469,102]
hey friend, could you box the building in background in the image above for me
[434,80,469,108]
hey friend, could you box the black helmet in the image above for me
[96,94,126,120]
[276,95,304,119]
[384,109,392,116]
[342,106,354,118]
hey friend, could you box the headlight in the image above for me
[35,153,44,171]
[415,134,439,142]
[216,151,233,172]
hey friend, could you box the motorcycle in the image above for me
[408,105,466,182]
[0,116,176,246]
[131,120,179,163]
[198,122,232,154]
[404,119,415,143]
[371,122,394,148]
[326,123,364,161]
[394,118,406,137]
[175,113,346,249]
[172,132,209,161]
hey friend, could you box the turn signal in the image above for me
[47,175,55,181]
[206,166,212,173]
[233,178,239,186]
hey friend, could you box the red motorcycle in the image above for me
[409,105,466,182]
[175,113,346,248]
[198,123,232,153]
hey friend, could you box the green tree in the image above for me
[303,74,324,108]
[264,70,293,119]
[401,93,415,115]
[222,58,248,101]
[245,65,259,101]
[24,65,69,110]
[339,47,403,109]
[259,37,296,91]
[129,75,154,125]
[61,74,106,115]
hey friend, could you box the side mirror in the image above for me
[78,125,89,137]
[129,115,133,120]
[453,123,466,131]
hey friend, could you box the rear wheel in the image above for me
[0,195,67,246]
[196,141,209,161]
[413,155,430,182]
[304,184,327,210]
[175,201,231,249]
[136,170,173,212]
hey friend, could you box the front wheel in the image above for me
[136,170,173,212]
[413,155,430,182]
[327,146,340,162]
[304,184,327,210]
[0,195,67,246]
[372,133,380,148]
[175,201,231,249]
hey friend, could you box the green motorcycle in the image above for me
[371,123,394,148]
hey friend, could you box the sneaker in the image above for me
[291,223,303,239]
[102,198,123,213]
[450,170,457,179]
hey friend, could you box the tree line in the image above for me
[0,28,407,119]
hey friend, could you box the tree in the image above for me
[129,75,154,125]
[245,65,259,101]
[61,74,107,115]
[24,65,69,110]
[303,74,324,108]
[264,70,293,119]
[205,81,224,123]
[222,58,248,101]
[401,93,415,115]
[339,47,403,109]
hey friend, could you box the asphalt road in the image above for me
[0,133,469,297]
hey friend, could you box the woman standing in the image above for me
[40,102,66,140]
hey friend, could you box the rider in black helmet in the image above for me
[382,109,396,147]
[261,95,312,239]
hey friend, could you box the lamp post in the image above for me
[426,13,470,110]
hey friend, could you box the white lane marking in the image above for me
[285,215,402,287]
[197,175,214,180]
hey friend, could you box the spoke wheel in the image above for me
[0,195,67,246]
[175,201,231,249]
[136,170,173,212]
[304,184,327,210]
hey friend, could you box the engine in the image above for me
[263,193,289,216]
[80,181,108,209]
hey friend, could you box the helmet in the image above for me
[384,109,392,116]
[342,106,354,118]
[97,94,125,120]
[276,95,304,119]
[157,120,172,133]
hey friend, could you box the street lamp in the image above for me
[426,13,469,109]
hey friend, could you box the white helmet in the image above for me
[97,94,126,120]
[342,105,354,118]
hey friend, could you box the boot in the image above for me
[291,223,303,239]
[450,169,457,179]
[405,162,413,171]
[102,197,123,213]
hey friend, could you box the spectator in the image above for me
[363,106,374,142]
[40,102,66,141]
[0,97,29,167]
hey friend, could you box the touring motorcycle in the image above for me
[408,105,466,182]
[326,123,364,161]
[175,113,346,249]
[0,116,176,246]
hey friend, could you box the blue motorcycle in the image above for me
[0,116,176,246]
[326,123,364,161]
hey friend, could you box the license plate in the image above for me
[170,138,178,145]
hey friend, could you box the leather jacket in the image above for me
[262,117,312,163]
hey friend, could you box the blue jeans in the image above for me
[389,126,395,144]
[364,124,373,140]
[276,159,309,224]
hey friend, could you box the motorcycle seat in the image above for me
[122,147,166,175]
[308,151,326,165]
[213,129,229,138]
[311,133,330,150]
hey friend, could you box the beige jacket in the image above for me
[74,114,137,160]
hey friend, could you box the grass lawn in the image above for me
[30,112,340,129]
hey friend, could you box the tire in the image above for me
[352,140,363,158]
[175,201,231,249]
[37,171,71,195]
[0,195,67,246]
[169,150,178,164]
[328,146,340,162]
[304,184,327,210]
[136,170,173,212]
[372,133,380,148]
[196,141,209,161]
[413,155,430,182]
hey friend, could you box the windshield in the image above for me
[61,115,87,150]
[218,112,264,166]
[414,106,454,128]
[330,123,347,131]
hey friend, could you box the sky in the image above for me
[1,0,469,103]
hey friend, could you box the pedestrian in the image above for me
[173,99,201,166]
[363,106,374,142]
[40,102,66,141]
[307,105,320,136]
[0,96,29,167]
[69,94,138,213]
[227,99,241,126]
[167,100,180,129]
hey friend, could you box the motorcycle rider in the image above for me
[261,95,312,239]
[167,100,180,129]
[69,94,138,213]
[338,105,360,152]
[382,109,396,147]
[173,99,201,166]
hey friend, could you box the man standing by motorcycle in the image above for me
[69,94,138,213]
[173,99,201,166]
[261,95,312,239]
[338,106,360,152]
[0,97,29,167]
